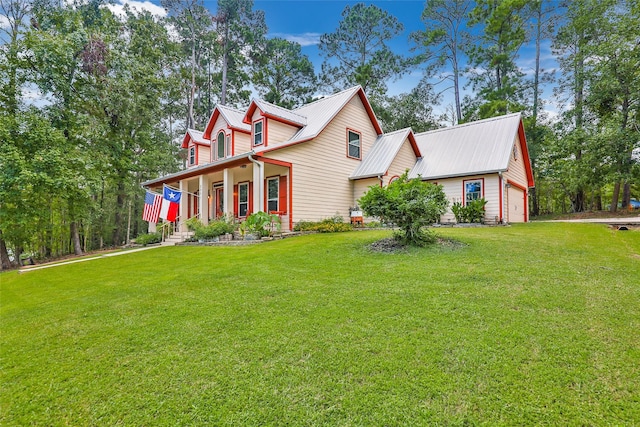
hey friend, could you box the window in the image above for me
[217,131,225,159]
[464,179,483,205]
[267,177,279,212]
[512,144,518,160]
[253,120,263,146]
[347,130,361,159]
[189,146,195,165]
[238,182,249,217]
[226,135,231,157]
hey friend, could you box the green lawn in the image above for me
[2,223,639,425]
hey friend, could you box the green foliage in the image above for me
[240,211,281,237]
[293,216,353,233]
[188,216,236,240]
[318,3,409,97]
[358,172,448,246]
[134,232,162,246]
[451,198,487,223]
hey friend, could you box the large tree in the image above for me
[252,37,315,109]
[319,3,410,98]
[411,0,471,124]
[466,0,528,120]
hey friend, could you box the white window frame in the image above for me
[253,120,264,146]
[267,177,279,213]
[189,146,195,165]
[238,182,249,217]
[217,131,225,159]
[347,130,361,159]
[464,179,483,205]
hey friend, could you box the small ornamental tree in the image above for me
[358,172,449,246]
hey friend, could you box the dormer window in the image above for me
[189,146,195,165]
[217,131,225,159]
[253,120,263,146]
[347,130,361,159]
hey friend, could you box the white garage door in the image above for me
[507,186,526,223]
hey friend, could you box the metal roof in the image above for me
[350,128,413,179]
[217,105,251,132]
[187,129,209,145]
[409,112,522,180]
[250,99,307,126]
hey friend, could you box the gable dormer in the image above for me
[243,99,307,148]
[181,129,210,168]
[203,105,251,160]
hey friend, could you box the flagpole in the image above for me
[163,183,200,198]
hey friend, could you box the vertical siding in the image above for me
[383,140,418,186]
[266,119,300,145]
[262,96,379,223]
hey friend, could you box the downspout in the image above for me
[498,172,504,224]
[248,152,263,212]
[378,175,384,187]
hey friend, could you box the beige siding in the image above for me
[233,131,251,155]
[197,145,210,165]
[266,119,300,145]
[427,174,501,224]
[383,140,418,186]
[503,135,528,188]
[262,96,379,223]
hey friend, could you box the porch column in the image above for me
[252,160,265,212]
[199,174,209,225]
[223,168,234,217]
[179,179,188,231]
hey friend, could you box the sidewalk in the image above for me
[18,246,163,273]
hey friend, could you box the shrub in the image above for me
[240,212,281,237]
[135,232,162,246]
[293,216,353,233]
[194,218,235,241]
[452,198,487,223]
[358,171,448,247]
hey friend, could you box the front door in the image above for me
[215,187,224,219]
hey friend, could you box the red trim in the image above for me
[517,120,535,188]
[346,128,362,160]
[289,166,293,231]
[462,177,485,206]
[406,131,422,157]
[498,176,503,223]
[255,156,293,168]
[354,87,383,135]
[263,112,305,128]
[507,179,527,192]
[388,175,400,186]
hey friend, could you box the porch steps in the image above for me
[161,231,194,246]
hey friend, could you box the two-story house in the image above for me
[142,86,534,231]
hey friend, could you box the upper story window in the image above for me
[189,146,195,165]
[347,130,361,159]
[464,179,483,205]
[253,120,263,146]
[217,131,225,159]
[512,144,518,160]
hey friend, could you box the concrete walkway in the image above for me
[541,217,640,224]
[18,245,163,273]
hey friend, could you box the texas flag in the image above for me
[159,185,182,222]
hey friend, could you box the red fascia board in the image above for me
[243,101,260,124]
[507,179,527,192]
[518,120,535,188]
[406,131,422,157]
[356,87,383,135]
[203,109,221,140]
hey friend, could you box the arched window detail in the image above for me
[217,131,225,159]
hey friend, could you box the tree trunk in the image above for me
[610,181,620,213]
[622,182,631,210]
[0,232,13,270]
[113,182,126,246]
[70,221,83,255]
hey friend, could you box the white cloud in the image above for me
[270,32,321,47]
[0,14,11,30]
[105,0,167,18]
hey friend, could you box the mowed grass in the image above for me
[1,223,639,425]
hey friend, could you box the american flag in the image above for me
[142,191,162,223]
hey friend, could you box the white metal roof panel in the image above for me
[350,128,412,179]
[409,112,522,180]
[218,105,251,132]
[187,129,209,145]
[253,99,307,126]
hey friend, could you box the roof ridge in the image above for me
[294,85,361,110]
[255,98,307,120]
[415,112,522,136]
